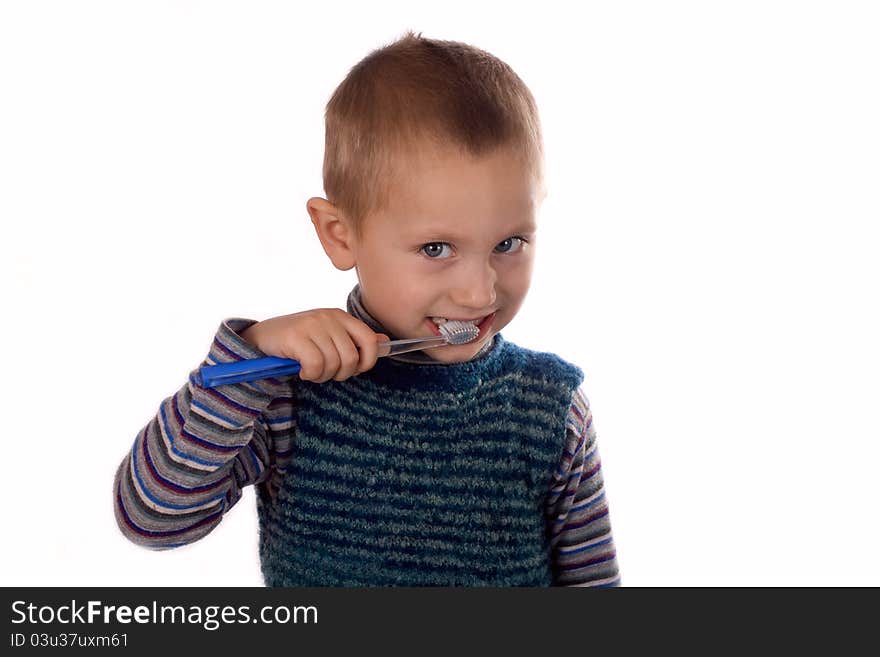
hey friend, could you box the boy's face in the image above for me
[351,145,541,363]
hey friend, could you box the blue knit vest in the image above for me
[257,335,583,586]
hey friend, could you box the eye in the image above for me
[494,236,527,254]
[420,242,454,259]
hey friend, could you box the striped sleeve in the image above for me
[113,318,296,549]
[545,387,621,587]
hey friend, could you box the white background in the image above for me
[2,1,878,587]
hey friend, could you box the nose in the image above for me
[449,257,497,310]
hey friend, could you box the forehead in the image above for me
[374,146,541,236]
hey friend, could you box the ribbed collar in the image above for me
[345,284,496,365]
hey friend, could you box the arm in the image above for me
[113,318,295,549]
[546,388,622,586]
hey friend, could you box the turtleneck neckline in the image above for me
[345,284,496,365]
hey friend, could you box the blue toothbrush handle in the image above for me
[198,357,301,387]
[198,333,456,388]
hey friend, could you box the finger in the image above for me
[369,334,391,366]
[289,339,325,382]
[327,327,361,381]
[344,320,389,373]
[301,333,340,383]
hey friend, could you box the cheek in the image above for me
[501,258,535,297]
[359,251,404,289]
[358,256,429,312]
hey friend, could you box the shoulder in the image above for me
[497,336,585,392]
[565,386,594,442]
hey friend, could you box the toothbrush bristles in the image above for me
[438,320,480,345]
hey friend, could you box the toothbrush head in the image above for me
[438,320,481,345]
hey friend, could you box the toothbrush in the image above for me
[198,320,480,388]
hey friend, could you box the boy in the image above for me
[114,31,620,587]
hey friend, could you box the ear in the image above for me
[307,197,357,271]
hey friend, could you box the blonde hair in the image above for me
[322,31,544,232]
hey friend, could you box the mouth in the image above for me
[424,312,497,342]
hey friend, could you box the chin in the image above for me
[425,337,492,363]
[427,351,472,364]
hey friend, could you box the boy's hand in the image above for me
[239,309,390,383]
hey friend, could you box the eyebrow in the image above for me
[408,221,537,242]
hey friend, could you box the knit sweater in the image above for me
[260,336,582,586]
[114,289,620,586]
